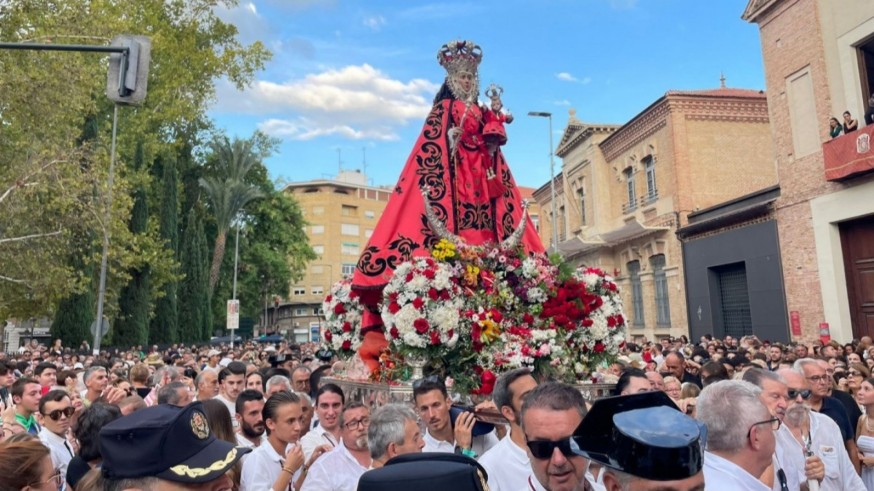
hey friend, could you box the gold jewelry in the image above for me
[281,467,295,476]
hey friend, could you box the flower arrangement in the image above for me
[380,256,465,360]
[321,277,364,358]
[374,241,627,394]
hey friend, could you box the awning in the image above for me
[677,199,775,239]
[557,237,606,256]
[599,219,670,246]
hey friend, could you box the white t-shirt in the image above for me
[215,393,239,428]
[479,430,530,491]
[422,428,499,458]
[299,427,338,461]
[301,440,369,491]
[240,441,300,491]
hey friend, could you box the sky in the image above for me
[209,0,765,190]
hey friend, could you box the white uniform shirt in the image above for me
[775,412,865,491]
[240,441,300,491]
[479,431,530,491]
[703,451,771,491]
[39,428,74,491]
[215,393,239,428]
[422,428,499,457]
[301,440,369,491]
[299,427,339,461]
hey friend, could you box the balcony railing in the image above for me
[640,189,659,206]
[823,125,874,181]
[622,201,637,214]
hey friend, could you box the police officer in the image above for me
[570,391,705,491]
[357,452,489,491]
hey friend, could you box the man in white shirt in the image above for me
[38,389,75,490]
[413,377,498,458]
[366,404,424,469]
[300,383,344,460]
[478,368,537,491]
[216,361,246,428]
[235,389,267,449]
[194,369,218,401]
[203,349,222,372]
[775,368,864,491]
[303,402,371,491]
[240,391,330,491]
[697,380,775,491]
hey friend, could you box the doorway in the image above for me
[840,214,874,338]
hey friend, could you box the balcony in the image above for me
[640,189,659,206]
[622,201,637,214]
[823,125,874,181]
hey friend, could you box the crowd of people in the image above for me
[1,333,874,490]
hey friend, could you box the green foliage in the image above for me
[179,208,210,342]
[150,154,179,343]
[114,142,151,347]
[0,0,269,324]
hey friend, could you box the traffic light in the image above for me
[106,35,151,106]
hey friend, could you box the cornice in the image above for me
[741,0,783,23]
[556,124,619,158]
[600,99,670,162]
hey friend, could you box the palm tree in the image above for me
[200,136,264,291]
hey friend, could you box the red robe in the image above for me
[352,98,544,344]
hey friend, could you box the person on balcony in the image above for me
[830,117,844,139]
[865,93,874,126]
[843,110,859,133]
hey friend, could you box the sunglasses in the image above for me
[43,406,75,421]
[787,389,812,400]
[412,375,441,390]
[526,438,575,460]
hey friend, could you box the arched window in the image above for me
[627,260,644,327]
[651,254,671,326]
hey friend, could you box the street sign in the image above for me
[90,317,110,339]
[106,35,151,105]
[227,299,240,331]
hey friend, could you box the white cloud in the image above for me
[215,64,440,141]
[556,72,578,82]
[363,15,386,31]
[553,99,571,106]
[213,2,270,44]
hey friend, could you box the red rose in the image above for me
[429,330,440,345]
[325,295,333,302]
[414,318,430,334]
[616,314,624,325]
[334,303,346,315]
[389,292,399,302]
[412,297,425,310]
[342,322,352,333]
[388,302,401,314]
[428,288,439,300]
[406,273,414,282]
[523,313,534,325]
[341,340,352,351]
[440,290,451,301]
[390,327,400,339]
[593,342,605,353]
[423,269,435,279]
[324,331,333,341]
[490,309,503,323]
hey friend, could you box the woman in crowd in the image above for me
[848,363,872,400]
[66,403,122,490]
[844,110,860,133]
[830,116,844,138]
[0,438,63,490]
[855,377,874,490]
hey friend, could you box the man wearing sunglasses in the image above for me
[37,389,75,491]
[775,368,865,491]
[520,382,592,491]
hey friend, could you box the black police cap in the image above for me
[99,402,251,484]
[358,452,488,491]
[570,391,705,481]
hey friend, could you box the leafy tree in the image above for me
[200,137,264,291]
[179,208,209,342]
[114,142,151,347]
[150,155,178,343]
[0,0,269,321]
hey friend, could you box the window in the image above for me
[292,288,305,296]
[311,286,324,296]
[786,67,818,158]
[341,205,357,217]
[364,210,375,219]
[530,214,540,232]
[577,183,586,226]
[313,307,324,316]
[312,245,324,255]
[624,167,636,212]
[341,224,359,236]
[310,225,325,235]
[341,263,355,275]
[628,261,644,327]
[294,308,307,316]
[651,255,671,326]
[341,242,359,255]
[312,206,325,215]
[643,156,657,203]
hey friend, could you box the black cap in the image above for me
[570,391,705,481]
[358,453,488,491]
[99,402,251,484]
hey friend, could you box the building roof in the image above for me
[665,87,766,99]
[517,186,536,200]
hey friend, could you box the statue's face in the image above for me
[455,71,473,93]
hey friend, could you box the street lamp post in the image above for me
[528,111,558,250]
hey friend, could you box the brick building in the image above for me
[537,88,776,341]
[275,171,391,342]
[743,0,874,342]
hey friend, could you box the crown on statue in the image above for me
[437,40,483,76]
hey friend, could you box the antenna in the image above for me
[337,148,343,174]
[362,147,368,178]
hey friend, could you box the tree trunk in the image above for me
[209,231,227,291]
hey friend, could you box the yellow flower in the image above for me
[464,264,480,286]
[432,239,456,261]
[479,318,501,342]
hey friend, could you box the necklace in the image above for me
[865,414,874,433]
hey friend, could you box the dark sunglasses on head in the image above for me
[787,389,812,400]
[43,406,75,421]
[412,375,441,390]
[526,438,575,460]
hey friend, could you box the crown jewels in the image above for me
[437,40,483,76]
[485,83,503,101]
